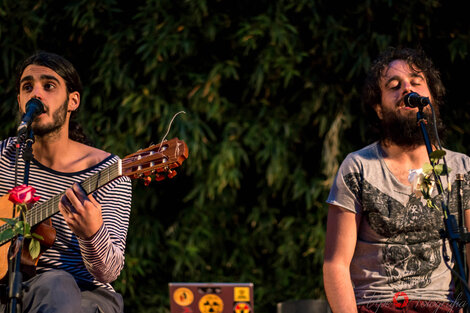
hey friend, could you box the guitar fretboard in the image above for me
[0,160,122,246]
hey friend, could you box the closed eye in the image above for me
[388,80,400,90]
[411,78,423,86]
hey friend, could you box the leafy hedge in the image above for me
[2,1,470,312]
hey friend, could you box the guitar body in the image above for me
[0,194,56,283]
[0,194,12,281]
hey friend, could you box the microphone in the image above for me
[17,98,45,134]
[403,92,431,108]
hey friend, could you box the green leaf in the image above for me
[0,228,14,242]
[430,150,446,163]
[29,238,41,260]
[433,164,451,176]
[422,163,434,175]
[13,221,24,234]
[434,164,444,176]
[32,233,44,241]
[0,217,18,227]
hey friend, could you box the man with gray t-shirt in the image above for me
[323,47,470,312]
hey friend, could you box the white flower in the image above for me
[408,168,434,198]
[408,168,424,197]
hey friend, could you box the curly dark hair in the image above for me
[363,47,445,110]
[362,47,446,144]
[15,51,93,146]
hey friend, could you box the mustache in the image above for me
[20,106,48,115]
[396,95,409,107]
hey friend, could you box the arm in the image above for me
[323,204,361,313]
[59,176,132,283]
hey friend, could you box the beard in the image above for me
[379,106,445,147]
[32,98,68,137]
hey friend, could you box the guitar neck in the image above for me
[25,159,122,227]
[1,137,188,248]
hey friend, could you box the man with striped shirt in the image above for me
[0,52,132,312]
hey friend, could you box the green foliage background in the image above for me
[2,0,470,312]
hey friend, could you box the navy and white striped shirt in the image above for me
[0,137,132,291]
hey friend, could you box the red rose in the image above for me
[8,184,40,204]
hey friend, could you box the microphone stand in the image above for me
[416,107,470,311]
[457,174,468,280]
[7,128,35,313]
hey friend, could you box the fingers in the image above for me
[59,184,86,219]
[60,183,102,215]
[63,183,88,212]
[88,194,100,207]
[60,194,75,214]
[58,183,103,239]
[72,182,88,204]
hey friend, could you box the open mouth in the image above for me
[397,100,406,108]
[398,98,417,110]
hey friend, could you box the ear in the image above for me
[17,95,27,114]
[68,91,80,112]
[373,103,383,120]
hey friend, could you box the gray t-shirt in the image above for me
[327,141,470,304]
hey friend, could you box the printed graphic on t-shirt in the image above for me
[343,172,470,291]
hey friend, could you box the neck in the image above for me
[31,126,71,169]
[380,140,431,170]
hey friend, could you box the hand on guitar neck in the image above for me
[59,183,103,240]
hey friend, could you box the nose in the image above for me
[30,95,42,103]
[30,85,44,101]
[402,80,413,95]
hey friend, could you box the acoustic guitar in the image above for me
[0,137,188,281]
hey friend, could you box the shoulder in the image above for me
[443,148,470,171]
[71,141,111,170]
[0,137,18,158]
[0,137,17,150]
[351,141,380,157]
[341,142,380,169]
[444,148,470,160]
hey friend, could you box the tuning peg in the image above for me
[143,176,152,186]
[167,169,177,179]
[155,174,165,181]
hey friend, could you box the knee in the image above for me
[23,270,82,312]
[32,270,80,296]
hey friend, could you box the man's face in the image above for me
[376,60,437,146]
[17,65,79,137]
[377,59,432,119]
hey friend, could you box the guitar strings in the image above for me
[119,111,186,169]
[1,161,123,245]
[157,111,186,153]
[26,162,121,227]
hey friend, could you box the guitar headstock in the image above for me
[122,138,188,184]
